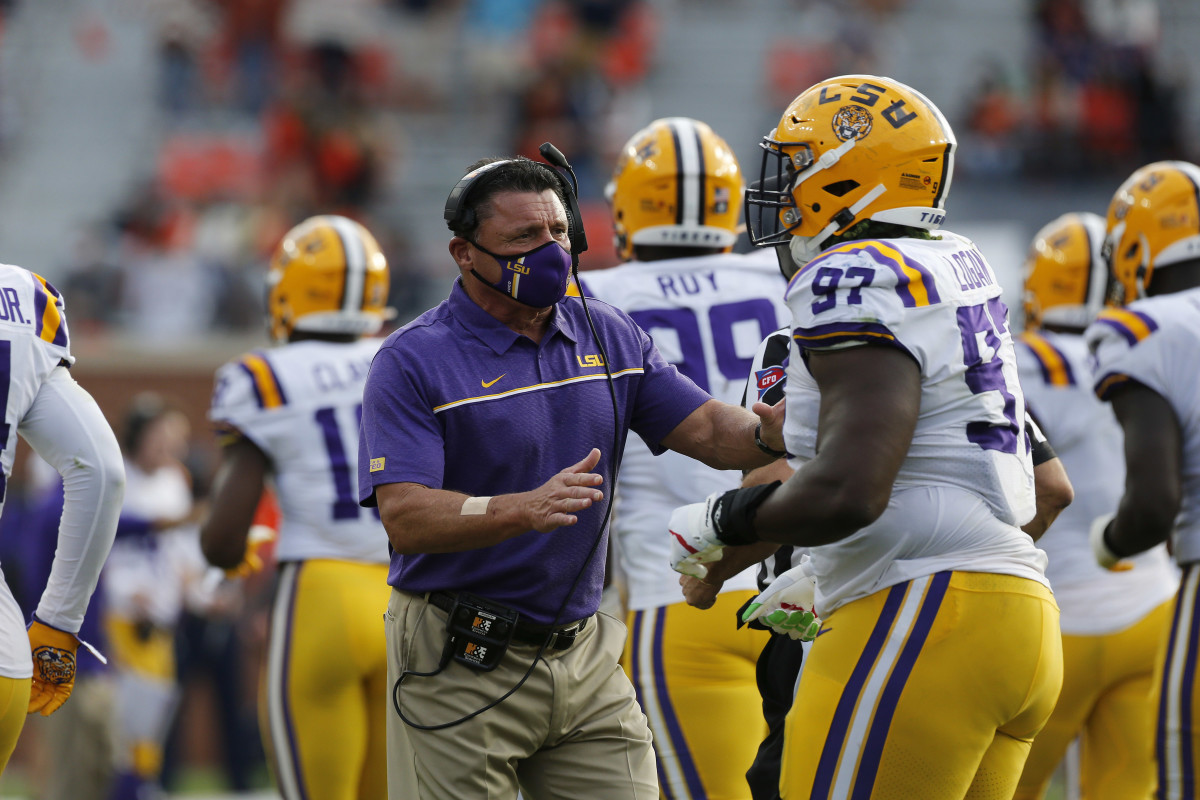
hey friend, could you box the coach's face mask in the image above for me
[470,239,573,308]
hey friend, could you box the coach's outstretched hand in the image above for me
[526,448,605,533]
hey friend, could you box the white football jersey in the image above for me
[579,250,790,609]
[210,338,388,564]
[1086,288,1200,565]
[1017,329,1177,634]
[784,233,1046,613]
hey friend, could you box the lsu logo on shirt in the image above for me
[577,354,606,368]
[756,366,785,399]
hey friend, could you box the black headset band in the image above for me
[443,155,588,261]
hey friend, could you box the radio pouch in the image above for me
[446,593,519,672]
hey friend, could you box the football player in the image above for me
[0,265,123,771]
[577,116,789,799]
[1013,212,1177,800]
[668,74,1063,798]
[1084,161,1200,800]
[201,215,393,800]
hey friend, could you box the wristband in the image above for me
[754,423,787,459]
[460,496,492,516]
[713,481,782,546]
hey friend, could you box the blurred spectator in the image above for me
[961,63,1024,177]
[102,394,208,800]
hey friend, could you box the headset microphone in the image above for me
[539,142,589,266]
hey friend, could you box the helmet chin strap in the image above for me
[788,183,887,268]
[792,138,859,189]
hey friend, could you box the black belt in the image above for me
[425,591,588,651]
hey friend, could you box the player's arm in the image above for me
[19,367,125,716]
[679,457,793,609]
[20,367,125,629]
[1022,412,1073,541]
[376,448,605,554]
[660,398,782,472]
[751,345,918,546]
[1097,381,1182,560]
[200,435,270,570]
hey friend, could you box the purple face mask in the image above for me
[470,239,573,308]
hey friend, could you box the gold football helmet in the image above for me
[746,74,956,266]
[607,117,742,261]
[1104,160,1200,305]
[1023,212,1108,330]
[267,215,390,342]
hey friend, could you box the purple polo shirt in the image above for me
[359,279,709,625]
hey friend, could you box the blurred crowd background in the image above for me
[0,0,1196,796]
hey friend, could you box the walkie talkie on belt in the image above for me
[445,593,519,671]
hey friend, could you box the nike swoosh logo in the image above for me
[816,627,832,638]
[481,374,506,388]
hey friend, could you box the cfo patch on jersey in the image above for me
[756,366,785,399]
[370,457,385,473]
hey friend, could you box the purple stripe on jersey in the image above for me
[653,606,707,800]
[239,362,267,409]
[811,581,908,798]
[793,321,914,361]
[278,563,310,800]
[1158,565,1190,799]
[860,244,941,307]
[255,350,290,406]
[33,283,47,340]
[38,277,69,347]
[1096,312,1158,347]
[851,572,952,800]
[1180,570,1200,799]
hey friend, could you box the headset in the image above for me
[442,143,589,268]
[394,144,620,731]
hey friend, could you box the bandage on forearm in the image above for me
[460,496,492,516]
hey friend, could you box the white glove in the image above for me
[1089,513,1133,572]
[668,494,726,579]
[741,557,821,641]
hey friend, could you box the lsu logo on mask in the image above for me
[577,354,606,368]
[756,366,785,399]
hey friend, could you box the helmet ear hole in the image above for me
[823,180,860,198]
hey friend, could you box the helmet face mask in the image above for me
[1022,211,1108,330]
[746,75,956,264]
[607,117,743,262]
[1103,160,1200,306]
[267,215,391,343]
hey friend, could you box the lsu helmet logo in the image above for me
[755,366,786,399]
[832,106,873,142]
[32,645,75,684]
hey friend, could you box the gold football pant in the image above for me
[0,676,29,773]
[265,560,390,800]
[781,571,1062,800]
[1015,599,1171,800]
[624,591,770,800]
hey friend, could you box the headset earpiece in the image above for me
[443,150,589,266]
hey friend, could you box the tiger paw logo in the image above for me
[832,106,873,142]
[32,646,74,684]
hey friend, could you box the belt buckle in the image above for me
[550,619,583,649]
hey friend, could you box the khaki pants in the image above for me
[385,589,657,800]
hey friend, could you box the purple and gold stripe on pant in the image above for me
[1157,563,1200,800]
[629,607,706,800]
[267,562,309,800]
[811,571,952,800]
